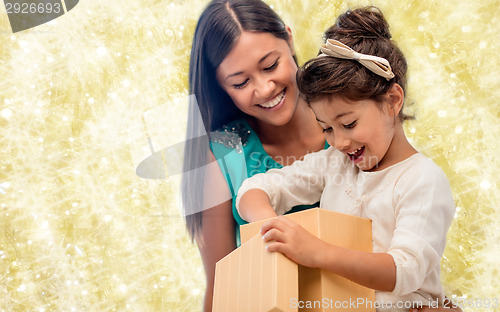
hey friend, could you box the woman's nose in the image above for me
[254,76,275,100]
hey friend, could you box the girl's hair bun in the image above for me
[333,6,391,40]
[300,6,410,121]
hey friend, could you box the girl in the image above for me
[236,7,456,311]
[183,1,327,310]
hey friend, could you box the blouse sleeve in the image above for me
[387,159,456,296]
[236,148,334,216]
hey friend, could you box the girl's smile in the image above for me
[347,146,365,163]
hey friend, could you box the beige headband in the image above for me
[319,39,395,80]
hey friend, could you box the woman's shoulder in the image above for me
[209,118,273,169]
[210,118,253,153]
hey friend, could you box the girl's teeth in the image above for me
[348,147,363,156]
[259,90,284,108]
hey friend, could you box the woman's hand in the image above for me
[411,307,462,312]
[410,297,464,312]
[260,215,327,268]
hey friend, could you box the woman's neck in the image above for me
[247,100,325,165]
[250,101,320,146]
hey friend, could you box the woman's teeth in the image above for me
[259,90,284,108]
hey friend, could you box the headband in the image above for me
[319,39,395,80]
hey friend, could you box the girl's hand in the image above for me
[260,216,327,268]
[261,216,396,291]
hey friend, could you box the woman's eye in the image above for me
[343,121,357,129]
[233,79,249,89]
[264,59,279,71]
[322,127,333,133]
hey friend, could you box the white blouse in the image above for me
[236,148,455,310]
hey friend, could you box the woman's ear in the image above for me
[285,25,296,56]
[386,83,404,117]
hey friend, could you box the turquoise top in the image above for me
[210,118,329,246]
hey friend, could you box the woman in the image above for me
[183,1,325,310]
[182,1,462,311]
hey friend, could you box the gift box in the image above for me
[213,208,375,312]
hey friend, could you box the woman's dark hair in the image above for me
[297,6,411,121]
[183,0,296,240]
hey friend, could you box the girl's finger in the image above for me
[261,228,285,243]
[260,217,288,235]
[265,241,287,254]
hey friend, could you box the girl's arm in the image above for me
[259,160,456,295]
[260,216,396,291]
[237,189,278,222]
[236,149,335,222]
[316,242,396,291]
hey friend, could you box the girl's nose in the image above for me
[333,131,351,151]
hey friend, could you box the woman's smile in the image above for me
[216,31,299,126]
[257,88,286,110]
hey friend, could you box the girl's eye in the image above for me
[343,121,357,129]
[233,79,249,89]
[322,127,333,133]
[264,59,279,71]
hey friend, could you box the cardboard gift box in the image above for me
[212,208,375,312]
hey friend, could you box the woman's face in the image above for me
[216,30,299,126]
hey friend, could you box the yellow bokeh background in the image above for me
[0,0,499,311]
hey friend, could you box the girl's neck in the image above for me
[372,124,417,172]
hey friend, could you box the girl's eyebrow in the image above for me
[225,51,277,80]
[334,111,353,120]
[315,111,353,123]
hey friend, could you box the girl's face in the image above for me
[216,30,299,126]
[309,90,403,172]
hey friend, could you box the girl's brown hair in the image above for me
[297,6,412,121]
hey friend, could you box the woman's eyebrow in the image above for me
[225,71,244,80]
[258,51,276,64]
[225,51,277,80]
